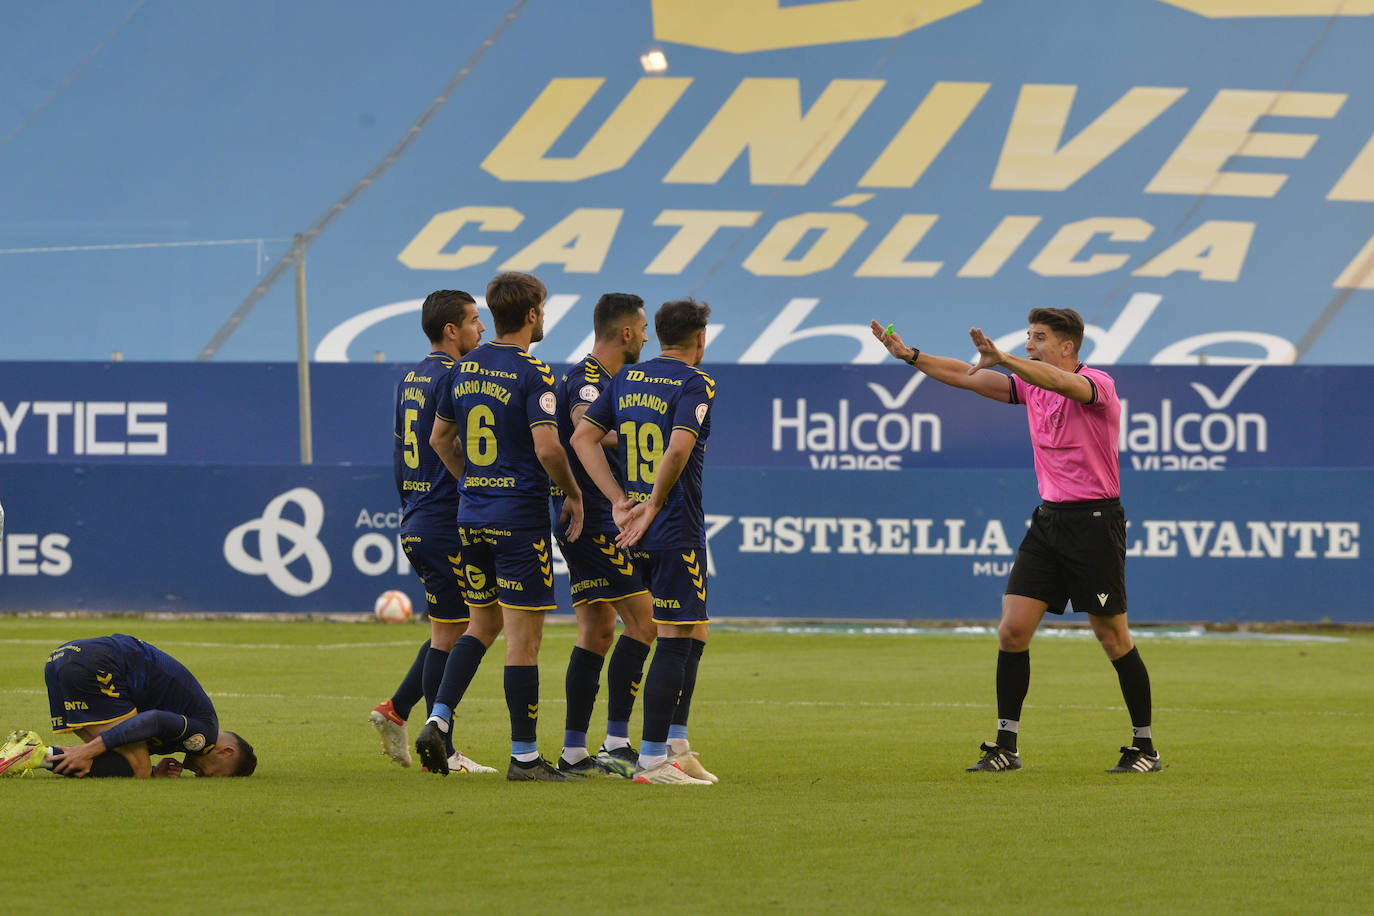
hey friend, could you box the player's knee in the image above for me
[624,619,656,646]
[576,605,617,654]
[429,621,464,651]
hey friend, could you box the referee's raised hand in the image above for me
[870,319,916,363]
[968,327,1006,374]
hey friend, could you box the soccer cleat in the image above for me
[0,729,46,777]
[1107,746,1162,773]
[368,700,411,767]
[965,741,1022,772]
[556,755,612,777]
[667,748,718,783]
[593,744,638,778]
[632,760,711,786]
[447,751,497,774]
[414,721,450,775]
[506,756,578,781]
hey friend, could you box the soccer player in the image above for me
[0,634,255,779]
[571,298,718,786]
[870,310,1160,774]
[552,293,657,778]
[417,270,585,780]
[367,290,496,774]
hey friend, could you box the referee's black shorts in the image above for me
[1005,498,1127,616]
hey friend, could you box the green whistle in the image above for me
[884,323,895,336]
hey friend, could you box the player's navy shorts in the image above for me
[1006,498,1127,616]
[400,529,468,623]
[44,641,137,734]
[557,530,649,607]
[456,524,557,611]
[630,546,708,625]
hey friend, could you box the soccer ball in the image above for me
[373,590,413,623]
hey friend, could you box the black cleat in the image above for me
[415,721,450,775]
[557,755,611,777]
[507,756,578,781]
[1107,746,1162,773]
[593,744,638,778]
[965,741,1021,772]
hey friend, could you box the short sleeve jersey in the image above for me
[554,355,616,534]
[395,352,461,532]
[582,356,715,549]
[1008,364,1121,502]
[445,341,559,529]
[55,634,220,756]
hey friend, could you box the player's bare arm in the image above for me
[571,403,619,450]
[531,423,584,542]
[571,417,637,532]
[429,416,466,479]
[970,327,1094,403]
[615,427,695,549]
[870,320,1011,403]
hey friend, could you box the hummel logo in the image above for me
[1097,593,1109,606]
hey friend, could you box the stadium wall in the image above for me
[0,363,1369,622]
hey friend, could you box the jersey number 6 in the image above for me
[466,405,498,467]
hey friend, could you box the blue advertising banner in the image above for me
[3,3,1374,365]
[2,362,1370,470]
[0,464,1368,622]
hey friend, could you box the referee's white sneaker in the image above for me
[1107,746,1162,773]
[633,760,712,786]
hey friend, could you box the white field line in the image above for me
[1,688,1364,718]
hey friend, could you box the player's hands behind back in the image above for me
[559,492,583,542]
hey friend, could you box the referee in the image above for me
[872,309,1160,774]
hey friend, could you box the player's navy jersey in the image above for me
[553,355,617,534]
[48,634,219,756]
[440,341,558,529]
[582,356,715,549]
[394,352,461,532]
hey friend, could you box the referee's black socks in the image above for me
[996,649,1030,752]
[1111,646,1154,753]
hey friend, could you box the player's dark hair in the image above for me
[593,293,645,341]
[486,271,547,335]
[654,298,711,348]
[1027,307,1085,355]
[226,731,257,777]
[420,290,476,344]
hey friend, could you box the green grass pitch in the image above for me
[2,616,1371,913]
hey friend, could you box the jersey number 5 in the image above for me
[402,408,420,469]
[466,405,498,467]
[619,420,663,483]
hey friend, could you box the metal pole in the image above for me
[294,233,314,464]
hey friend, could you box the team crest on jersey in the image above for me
[695,403,708,424]
[539,391,557,415]
[184,734,206,752]
[579,384,599,403]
